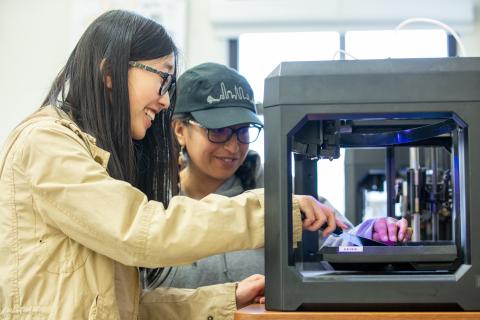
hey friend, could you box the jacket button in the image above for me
[207,316,213,320]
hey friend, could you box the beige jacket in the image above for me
[0,106,302,319]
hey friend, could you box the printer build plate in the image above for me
[316,242,458,272]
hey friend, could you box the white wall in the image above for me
[463,3,480,54]
[0,0,186,145]
[0,0,72,144]
[182,0,228,68]
[1,0,480,144]
[186,0,480,67]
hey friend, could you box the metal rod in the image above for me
[431,147,439,241]
[386,147,396,218]
[410,147,421,242]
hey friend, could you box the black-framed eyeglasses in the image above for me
[188,120,263,144]
[128,61,176,96]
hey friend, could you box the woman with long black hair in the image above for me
[0,10,338,319]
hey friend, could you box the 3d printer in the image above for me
[263,57,480,311]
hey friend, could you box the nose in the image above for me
[223,134,240,153]
[157,92,171,111]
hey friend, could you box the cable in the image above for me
[394,17,466,57]
[332,49,359,60]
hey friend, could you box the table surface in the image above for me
[234,304,480,320]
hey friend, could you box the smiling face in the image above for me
[173,120,250,183]
[127,53,175,140]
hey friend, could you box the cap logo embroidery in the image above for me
[207,82,254,105]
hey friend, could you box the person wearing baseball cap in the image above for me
[136,62,272,302]
[167,62,267,290]
[144,62,411,295]
[173,62,264,195]
[174,62,263,129]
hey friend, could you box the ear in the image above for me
[99,58,113,89]
[172,120,186,146]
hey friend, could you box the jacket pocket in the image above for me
[37,226,91,274]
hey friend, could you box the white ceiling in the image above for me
[209,0,475,33]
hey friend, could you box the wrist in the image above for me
[234,281,240,309]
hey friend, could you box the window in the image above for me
[238,29,449,214]
[238,32,340,102]
[345,29,448,59]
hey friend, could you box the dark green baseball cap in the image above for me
[174,62,263,129]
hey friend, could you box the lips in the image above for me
[215,156,239,163]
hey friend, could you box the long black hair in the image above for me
[42,10,179,204]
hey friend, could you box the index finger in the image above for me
[304,204,327,232]
[396,218,409,241]
[386,218,398,242]
[297,196,317,227]
[374,218,389,242]
[319,205,336,237]
[298,196,329,231]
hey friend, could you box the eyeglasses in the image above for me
[128,61,176,96]
[188,120,263,144]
